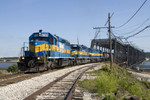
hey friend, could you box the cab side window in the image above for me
[49,37,53,44]
[53,38,57,45]
[30,38,33,42]
[55,39,57,45]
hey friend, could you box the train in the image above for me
[18,30,104,72]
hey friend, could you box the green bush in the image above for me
[7,64,18,73]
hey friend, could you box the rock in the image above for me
[129,96,140,100]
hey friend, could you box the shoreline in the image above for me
[0,62,17,70]
[127,69,150,82]
[0,61,17,63]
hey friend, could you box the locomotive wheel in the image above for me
[50,63,55,69]
[70,60,73,66]
[36,66,39,72]
[28,60,35,68]
[47,62,51,70]
[48,62,55,70]
[46,62,49,71]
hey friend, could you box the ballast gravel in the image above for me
[0,63,99,100]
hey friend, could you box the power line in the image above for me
[115,17,150,35]
[116,0,148,28]
[135,35,150,38]
[115,21,147,31]
[111,31,124,43]
[93,26,115,39]
[124,18,149,34]
[126,25,150,39]
[93,29,101,39]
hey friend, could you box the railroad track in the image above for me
[0,73,22,79]
[0,66,69,86]
[0,71,52,86]
[0,74,35,86]
[0,73,27,86]
[0,65,86,86]
[24,63,99,100]
[0,73,25,82]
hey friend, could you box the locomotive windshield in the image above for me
[72,47,77,49]
[30,38,34,42]
[34,37,48,41]
[71,45,79,50]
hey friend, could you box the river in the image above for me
[140,61,150,71]
[0,62,17,69]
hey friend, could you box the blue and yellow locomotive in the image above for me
[88,48,103,62]
[18,30,103,72]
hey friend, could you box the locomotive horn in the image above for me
[39,29,42,32]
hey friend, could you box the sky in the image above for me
[0,0,150,57]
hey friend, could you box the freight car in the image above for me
[18,30,103,72]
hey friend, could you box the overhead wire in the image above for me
[134,35,150,38]
[116,0,148,28]
[94,29,101,39]
[115,22,145,31]
[126,25,150,39]
[114,17,150,35]
[124,18,150,34]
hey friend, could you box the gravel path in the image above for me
[0,63,99,100]
[128,71,150,82]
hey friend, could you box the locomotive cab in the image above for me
[71,44,90,64]
[29,32,49,57]
[18,30,52,72]
[71,44,80,58]
[88,48,103,62]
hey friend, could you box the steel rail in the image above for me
[24,63,99,100]
[64,64,98,100]
[0,72,23,79]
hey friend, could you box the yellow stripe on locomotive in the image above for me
[29,44,70,54]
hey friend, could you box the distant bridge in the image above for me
[0,57,18,62]
[91,38,145,66]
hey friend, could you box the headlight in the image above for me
[22,57,24,60]
[37,57,40,60]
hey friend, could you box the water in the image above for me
[0,62,17,69]
[140,61,150,70]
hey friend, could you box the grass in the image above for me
[78,63,150,100]
[0,69,8,75]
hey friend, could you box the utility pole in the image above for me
[93,13,114,69]
[108,13,113,69]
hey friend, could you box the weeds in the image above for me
[79,63,150,99]
[0,69,8,75]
